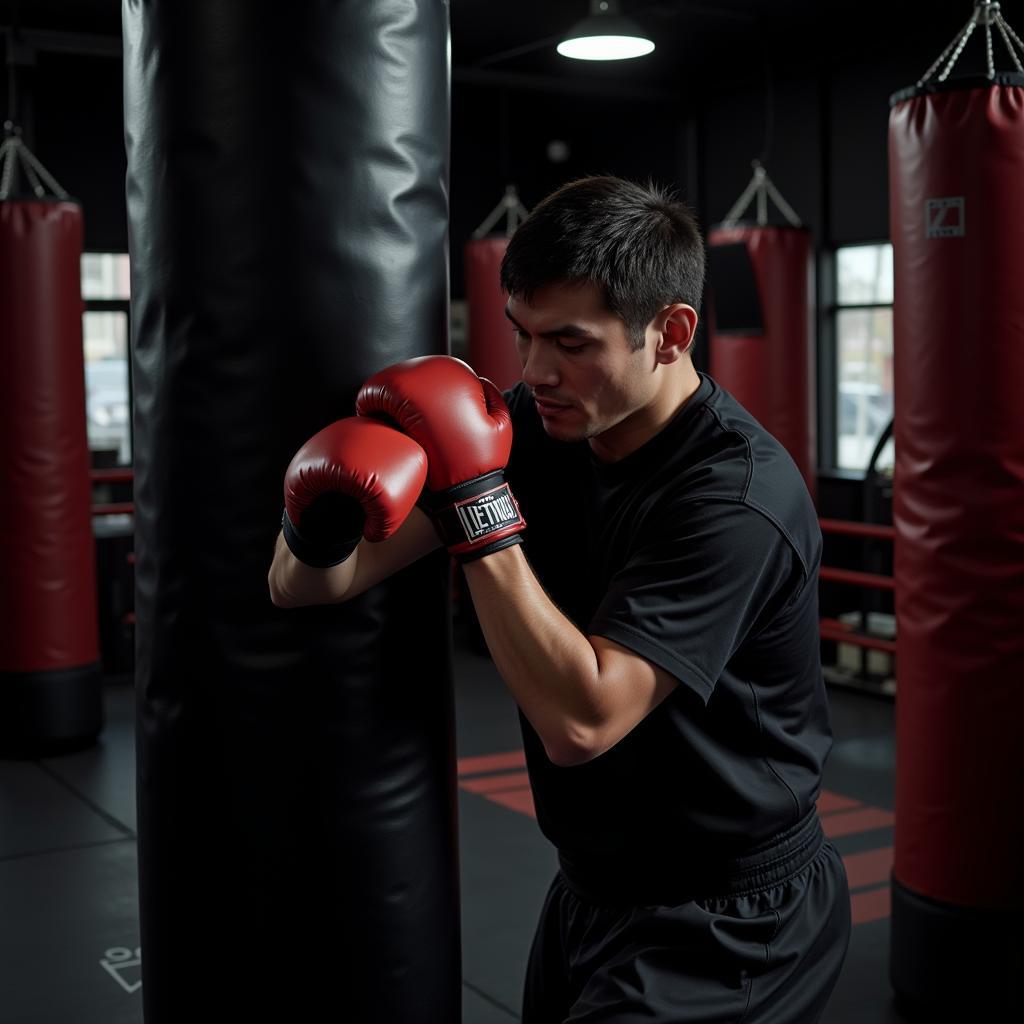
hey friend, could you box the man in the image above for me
[268,176,850,1022]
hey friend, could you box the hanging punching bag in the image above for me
[888,30,1024,1015]
[123,2,458,1021]
[465,236,520,390]
[707,224,816,497]
[0,195,102,753]
[464,188,530,391]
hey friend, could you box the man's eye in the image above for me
[556,341,585,354]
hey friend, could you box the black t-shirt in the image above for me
[503,373,832,899]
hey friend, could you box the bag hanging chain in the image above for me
[472,184,531,240]
[721,160,802,230]
[0,121,70,201]
[917,1,1024,86]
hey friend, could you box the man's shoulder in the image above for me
[675,380,821,569]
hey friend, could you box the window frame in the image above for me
[82,252,132,467]
[819,241,894,476]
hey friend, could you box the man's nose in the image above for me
[521,339,558,388]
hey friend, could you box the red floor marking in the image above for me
[460,771,532,794]
[850,885,891,925]
[817,790,861,814]
[842,847,893,890]
[457,750,527,776]
[821,808,895,838]
[485,788,537,818]
[458,752,895,924]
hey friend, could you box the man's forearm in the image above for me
[267,531,359,607]
[462,545,606,765]
[463,545,679,765]
[268,507,442,608]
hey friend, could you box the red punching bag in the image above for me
[888,4,1024,1012]
[707,165,816,497]
[464,186,530,391]
[0,131,102,752]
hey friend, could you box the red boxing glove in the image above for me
[282,417,428,567]
[355,356,525,561]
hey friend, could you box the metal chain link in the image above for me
[997,17,1024,72]
[721,160,801,229]
[918,13,977,85]
[18,142,68,197]
[20,153,45,197]
[0,138,16,198]
[939,20,977,81]
[0,132,69,200]
[921,2,1024,84]
[1002,15,1024,53]
[472,184,530,239]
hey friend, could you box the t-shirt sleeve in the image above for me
[588,501,801,703]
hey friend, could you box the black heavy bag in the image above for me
[123,2,458,1021]
[888,5,1024,1012]
[0,196,102,752]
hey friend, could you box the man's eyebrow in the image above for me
[503,306,597,340]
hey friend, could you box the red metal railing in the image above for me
[819,566,894,591]
[818,518,895,658]
[819,518,895,542]
[91,474,899,662]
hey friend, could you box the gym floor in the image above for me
[0,619,903,1024]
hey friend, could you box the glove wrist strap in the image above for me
[427,470,526,561]
[281,510,361,568]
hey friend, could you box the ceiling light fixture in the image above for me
[557,0,655,62]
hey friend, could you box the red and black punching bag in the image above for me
[889,58,1024,1014]
[707,224,816,497]
[0,196,102,752]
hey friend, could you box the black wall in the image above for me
[2,18,982,275]
[0,9,992,500]
[451,82,687,301]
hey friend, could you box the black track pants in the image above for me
[523,814,851,1023]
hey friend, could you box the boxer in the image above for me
[269,176,850,1023]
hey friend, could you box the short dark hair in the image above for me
[499,176,705,351]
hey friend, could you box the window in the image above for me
[81,253,132,465]
[834,244,894,473]
[82,252,130,301]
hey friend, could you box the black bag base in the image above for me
[889,874,1017,1016]
[0,661,104,757]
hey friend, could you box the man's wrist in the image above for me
[281,509,361,568]
[425,471,526,561]
[460,540,526,573]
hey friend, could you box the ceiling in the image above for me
[0,1,995,95]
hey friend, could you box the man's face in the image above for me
[505,280,661,447]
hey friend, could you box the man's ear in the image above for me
[654,304,698,364]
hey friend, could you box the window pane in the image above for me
[837,244,893,305]
[83,311,132,464]
[836,307,893,471]
[81,252,131,300]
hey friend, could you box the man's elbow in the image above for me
[267,567,300,609]
[543,722,607,768]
